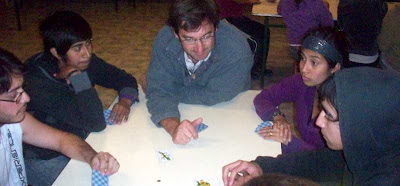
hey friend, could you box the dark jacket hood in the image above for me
[334,67,400,185]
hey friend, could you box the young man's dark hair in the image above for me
[0,48,25,94]
[318,75,337,111]
[167,0,220,34]
[39,10,92,59]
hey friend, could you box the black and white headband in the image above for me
[303,36,343,64]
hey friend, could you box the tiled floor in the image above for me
[0,0,295,124]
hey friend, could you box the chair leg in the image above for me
[14,0,22,31]
[129,0,136,7]
[292,61,299,74]
[114,0,118,11]
[260,18,271,89]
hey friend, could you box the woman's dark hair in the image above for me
[301,27,350,69]
[167,0,219,34]
[318,75,338,112]
[40,11,92,58]
[0,48,25,94]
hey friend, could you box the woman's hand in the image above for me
[258,115,292,145]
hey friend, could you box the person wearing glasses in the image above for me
[223,67,400,186]
[22,11,137,186]
[144,0,253,145]
[0,48,120,186]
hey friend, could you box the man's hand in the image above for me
[90,151,120,176]
[222,160,263,186]
[258,115,292,145]
[110,98,132,124]
[161,117,203,145]
[53,65,80,84]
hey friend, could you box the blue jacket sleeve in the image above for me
[146,40,182,125]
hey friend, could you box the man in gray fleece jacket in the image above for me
[145,0,253,145]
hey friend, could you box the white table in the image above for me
[53,88,281,186]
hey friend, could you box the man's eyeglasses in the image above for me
[0,90,25,104]
[180,33,215,45]
[85,38,93,46]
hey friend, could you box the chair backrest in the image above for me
[221,19,257,57]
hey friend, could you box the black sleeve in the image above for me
[24,70,106,132]
[254,148,346,183]
[88,54,138,94]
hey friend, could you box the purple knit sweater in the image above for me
[277,0,334,45]
[253,74,327,154]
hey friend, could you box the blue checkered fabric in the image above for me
[103,109,115,125]
[254,121,273,133]
[92,170,109,186]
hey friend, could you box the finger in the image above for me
[181,124,194,139]
[286,126,292,142]
[260,130,286,143]
[227,162,249,186]
[96,152,108,175]
[177,135,190,145]
[114,107,124,125]
[222,160,242,185]
[258,128,275,139]
[110,160,120,175]
[124,110,130,122]
[176,127,191,145]
[283,126,289,143]
[109,107,118,123]
[105,154,118,175]
[189,118,202,139]
[280,123,291,143]
[258,127,272,133]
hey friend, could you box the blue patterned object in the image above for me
[254,121,273,133]
[92,170,109,186]
[103,109,115,125]
[195,123,208,133]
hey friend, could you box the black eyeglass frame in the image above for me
[0,90,25,104]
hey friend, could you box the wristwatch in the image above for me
[270,109,285,121]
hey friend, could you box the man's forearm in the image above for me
[59,132,97,164]
[160,117,180,136]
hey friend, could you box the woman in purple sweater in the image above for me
[254,27,349,154]
[278,0,333,61]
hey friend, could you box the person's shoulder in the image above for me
[89,53,106,63]
[215,20,252,55]
[1,123,23,136]
[25,52,46,67]
[280,73,303,85]
[280,73,310,90]
[153,26,176,47]
[24,52,54,77]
